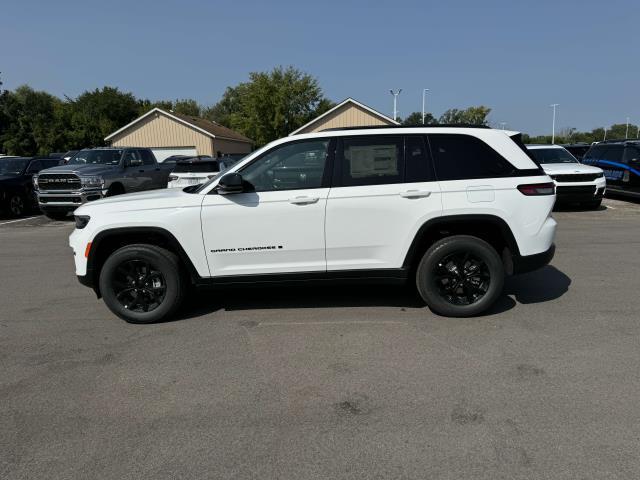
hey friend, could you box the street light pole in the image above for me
[550,104,559,144]
[422,89,429,124]
[626,117,630,138]
[390,89,402,122]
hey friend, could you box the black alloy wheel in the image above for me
[99,244,185,324]
[433,251,491,306]
[9,194,25,217]
[112,259,167,313]
[416,235,504,317]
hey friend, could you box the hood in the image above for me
[75,187,202,218]
[39,164,119,176]
[0,175,20,183]
[540,163,603,175]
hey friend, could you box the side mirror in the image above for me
[217,172,244,194]
[127,159,143,167]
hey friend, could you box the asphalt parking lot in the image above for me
[1,198,640,480]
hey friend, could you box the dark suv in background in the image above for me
[582,140,640,198]
[0,156,61,217]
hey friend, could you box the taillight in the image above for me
[517,182,555,196]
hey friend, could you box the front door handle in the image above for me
[400,190,431,198]
[289,196,319,205]
[138,169,145,173]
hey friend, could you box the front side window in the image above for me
[124,150,142,166]
[428,134,516,181]
[340,136,403,186]
[240,140,329,192]
[139,150,155,165]
[528,148,578,164]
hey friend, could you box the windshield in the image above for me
[0,158,29,176]
[528,148,578,164]
[69,149,123,166]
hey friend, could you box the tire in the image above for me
[44,211,70,221]
[583,199,602,210]
[7,194,26,217]
[107,184,125,197]
[99,244,185,324]
[416,235,504,317]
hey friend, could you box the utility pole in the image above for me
[603,127,607,141]
[422,89,429,124]
[626,117,630,138]
[390,89,402,122]
[550,104,559,144]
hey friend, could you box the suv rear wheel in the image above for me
[99,244,185,324]
[416,235,504,317]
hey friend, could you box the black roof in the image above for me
[597,139,640,145]
[320,124,491,132]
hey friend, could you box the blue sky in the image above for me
[3,0,638,135]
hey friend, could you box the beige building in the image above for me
[104,108,253,161]
[289,97,399,135]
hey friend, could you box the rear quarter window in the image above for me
[427,134,516,181]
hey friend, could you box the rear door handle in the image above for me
[400,190,431,198]
[289,196,319,205]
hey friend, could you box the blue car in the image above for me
[582,140,640,198]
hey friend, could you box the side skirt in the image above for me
[194,269,410,288]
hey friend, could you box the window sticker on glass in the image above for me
[347,145,399,178]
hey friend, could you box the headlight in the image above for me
[168,175,179,182]
[33,175,39,190]
[74,215,90,229]
[596,171,604,178]
[79,176,104,188]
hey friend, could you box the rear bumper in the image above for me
[512,243,555,275]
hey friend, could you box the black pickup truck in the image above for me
[34,147,173,219]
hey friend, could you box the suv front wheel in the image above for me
[416,235,504,317]
[99,244,185,324]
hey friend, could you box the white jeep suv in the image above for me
[70,127,557,323]
[526,144,606,209]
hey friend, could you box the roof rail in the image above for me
[320,124,491,132]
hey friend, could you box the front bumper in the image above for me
[555,179,606,203]
[37,188,108,209]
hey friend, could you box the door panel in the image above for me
[325,135,442,271]
[200,138,333,277]
[201,189,329,276]
[325,182,442,270]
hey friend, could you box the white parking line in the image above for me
[0,216,41,226]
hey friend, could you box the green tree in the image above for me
[439,106,491,125]
[401,111,438,126]
[172,99,201,117]
[206,66,333,146]
[137,99,174,115]
[0,85,63,155]
[66,87,140,148]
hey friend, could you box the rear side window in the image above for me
[405,135,435,182]
[623,147,640,164]
[173,161,220,173]
[340,136,403,186]
[601,146,624,162]
[428,134,516,181]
